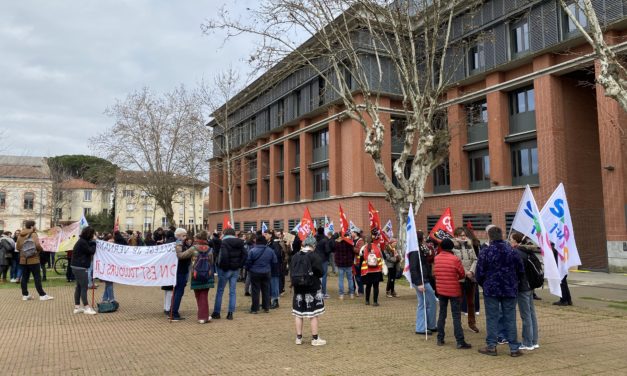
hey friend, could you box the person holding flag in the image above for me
[408,223,437,335]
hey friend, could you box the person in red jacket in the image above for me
[434,238,471,349]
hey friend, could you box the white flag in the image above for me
[261,222,268,233]
[540,183,581,280]
[383,219,393,239]
[511,185,561,297]
[291,222,301,233]
[79,215,89,230]
[403,204,420,286]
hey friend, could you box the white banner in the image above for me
[403,204,420,287]
[93,241,178,287]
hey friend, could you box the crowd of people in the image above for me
[1,219,573,352]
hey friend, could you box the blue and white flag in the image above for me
[291,222,301,233]
[328,221,334,234]
[512,185,561,297]
[79,215,89,230]
[540,183,581,280]
[261,222,268,233]
[383,219,393,239]
[403,204,420,286]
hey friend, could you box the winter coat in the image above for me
[290,249,323,293]
[270,239,283,277]
[245,244,277,274]
[218,235,247,271]
[333,238,354,268]
[383,245,401,269]
[409,244,433,286]
[178,241,214,290]
[16,228,43,265]
[433,250,465,297]
[476,240,525,298]
[453,238,477,276]
[71,238,96,268]
[314,234,330,263]
[0,235,14,266]
[515,244,538,292]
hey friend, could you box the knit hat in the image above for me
[441,238,454,251]
[302,234,317,248]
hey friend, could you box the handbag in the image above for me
[97,300,119,313]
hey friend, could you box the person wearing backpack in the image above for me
[290,234,325,346]
[359,235,384,306]
[178,231,214,324]
[510,232,539,351]
[245,232,277,314]
[0,231,14,282]
[16,220,53,301]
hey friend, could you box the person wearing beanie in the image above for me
[433,237,472,349]
[290,234,326,346]
[245,232,277,314]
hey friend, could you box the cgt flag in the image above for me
[429,208,455,242]
[512,185,561,297]
[339,205,350,235]
[297,207,314,241]
[540,183,581,281]
[223,215,233,230]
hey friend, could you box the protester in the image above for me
[245,232,277,314]
[161,229,178,315]
[334,231,355,299]
[101,231,125,304]
[410,230,437,335]
[452,227,479,333]
[351,228,365,297]
[383,239,400,298]
[171,228,192,321]
[476,226,525,357]
[243,232,255,296]
[177,231,214,324]
[0,231,14,282]
[16,220,53,301]
[267,229,284,309]
[290,234,326,346]
[39,250,51,282]
[359,235,383,306]
[314,227,331,299]
[432,238,472,349]
[552,243,573,306]
[510,232,539,351]
[462,226,481,316]
[71,226,98,315]
[277,230,289,295]
[143,232,156,246]
[327,229,337,275]
[10,230,22,283]
[212,228,247,320]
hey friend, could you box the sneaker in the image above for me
[463,312,468,316]
[457,342,472,349]
[349,294,355,300]
[73,307,85,314]
[428,328,438,333]
[519,345,534,351]
[170,316,185,321]
[338,295,344,300]
[553,300,569,306]
[415,331,432,335]
[475,311,480,316]
[295,337,303,345]
[365,301,370,305]
[311,338,327,346]
[386,293,393,298]
[39,295,54,301]
[198,320,207,324]
[533,344,540,349]
[323,294,331,299]
[22,295,33,301]
[478,346,497,356]
[497,338,509,345]
[510,350,524,357]
[83,307,97,315]
[10,278,16,283]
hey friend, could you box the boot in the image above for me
[271,300,279,309]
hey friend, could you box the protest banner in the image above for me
[93,241,178,287]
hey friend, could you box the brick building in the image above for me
[207,0,627,271]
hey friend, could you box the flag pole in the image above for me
[417,244,428,341]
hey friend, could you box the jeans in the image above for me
[415,282,437,333]
[437,296,465,345]
[337,267,355,295]
[271,276,280,301]
[329,253,337,273]
[21,264,46,296]
[171,272,189,317]
[484,295,519,352]
[517,290,539,347]
[250,271,271,312]
[195,289,209,321]
[354,269,364,294]
[72,266,89,306]
[102,281,115,302]
[87,264,94,288]
[10,256,22,280]
[213,268,239,314]
[321,261,329,295]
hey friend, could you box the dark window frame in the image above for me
[23,192,35,210]
[312,166,330,199]
[511,139,539,186]
[510,16,530,57]
[468,148,490,190]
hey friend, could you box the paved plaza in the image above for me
[1,273,627,376]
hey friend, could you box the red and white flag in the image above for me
[223,215,232,230]
[429,208,454,242]
[298,207,314,241]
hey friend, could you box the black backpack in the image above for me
[290,252,315,288]
[525,252,544,289]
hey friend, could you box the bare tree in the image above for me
[203,0,467,248]
[91,85,207,225]
[560,0,627,112]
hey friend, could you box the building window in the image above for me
[0,191,5,209]
[511,139,539,185]
[84,208,92,216]
[294,139,300,167]
[433,161,450,194]
[55,208,63,219]
[469,149,490,190]
[278,145,284,173]
[427,215,440,233]
[467,99,488,126]
[265,181,270,205]
[288,218,299,231]
[312,128,329,162]
[249,184,257,207]
[24,192,34,210]
[511,17,530,56]
[468,42,485,73]
[278,177,284,203]
[123,190,135,198]
[318,77,326,107]
[462,213,493,230]
[509,86,536,134]
[294,172,301,201]
[273,220,284,231]
[391,117,406,153]
[126,218,134,231]
[144,217,152,230]
[127,204,135,212]
[563,0,587,35]
[83,190,92,202]
[249,159,257,180]
[313,166,330,199]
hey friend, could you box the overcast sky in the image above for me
[0,0,257,157]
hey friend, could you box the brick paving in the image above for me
[1,276,627,376]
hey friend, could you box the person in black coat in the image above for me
[409,231,437,335]
[314,227,330,298]
[70,226,97,314]
[211,228,247,320]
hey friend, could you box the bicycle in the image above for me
[54,254,69,275]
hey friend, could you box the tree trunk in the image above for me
[226,158,235,226]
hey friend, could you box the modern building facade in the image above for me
[56,178,112,224]
[207,0,627,271]
[0,155,53,232]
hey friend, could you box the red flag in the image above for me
[339,205,350,235]
[465,220,473,231]
[223,215,233,230]
[298,207,314,241]
[368,202,388,247]
[113,216,119,232]
[429,208,455,242]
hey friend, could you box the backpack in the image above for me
[290,252,315,288]
[193,251,212,284]
[525,252,544,289]
[22,234,37,259]
[366,246,378,267]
